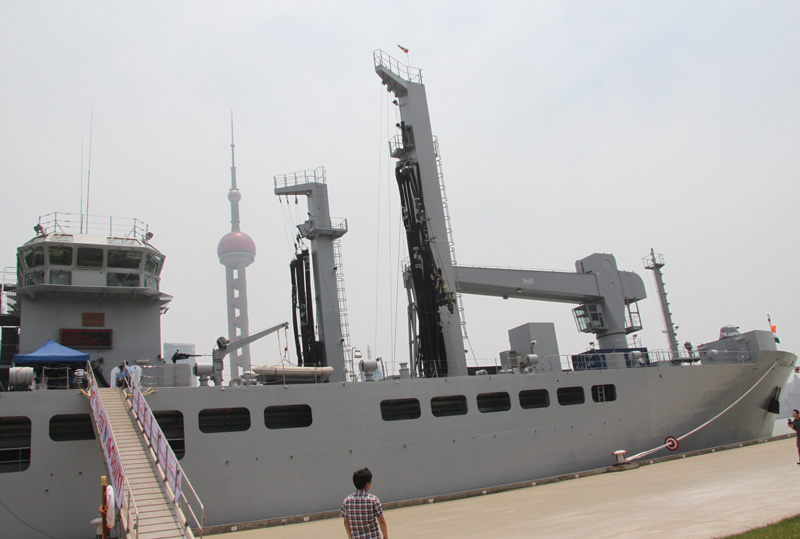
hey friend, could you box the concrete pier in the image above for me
[213,437,800,538]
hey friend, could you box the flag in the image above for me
[398,44,409,53]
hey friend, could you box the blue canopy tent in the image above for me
[12,339,90,365]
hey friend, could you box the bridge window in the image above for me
[144,253,164,275]
[591,384,617,403]
[77,247,104,267]
[21,246,44,268]
[264,404,313,429]
[144,276,159,290]
[557,386,585,406]
[48,245,73,265]
[198,407,251,433]
[380,398,421,421]
[519,389,550,409]
[154,410,185,459]
[49,414,95,441]
[477,392,511,413]
[0,416,31,473]
[431,395,468,417]
[107,273,140,287]
[24,271,44,287]
[108,249,143,269]
[49,269,72,285]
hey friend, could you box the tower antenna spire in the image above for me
[229,110,240,232]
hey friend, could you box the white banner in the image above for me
[88,375,125,508]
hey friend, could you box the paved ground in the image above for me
[213,437,800,539]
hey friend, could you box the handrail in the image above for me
[373,49,423,84]
[124,370,205,537]
[34,212,151,239]
[502,349,753,373]
[274,166,326,189]
[85,361,140,538]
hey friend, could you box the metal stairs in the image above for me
[97,388,193,539]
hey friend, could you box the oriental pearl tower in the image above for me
[217,117,256,380]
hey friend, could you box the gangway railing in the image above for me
[124,370,205,537]
[85,361,140,538]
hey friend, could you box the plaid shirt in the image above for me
[341,489,383,539]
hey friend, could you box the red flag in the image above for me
[398,44,409,53]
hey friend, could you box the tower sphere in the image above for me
[218,231,256,267]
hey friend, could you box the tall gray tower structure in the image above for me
[217,118,256,380]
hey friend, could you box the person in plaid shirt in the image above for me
[341,468,388,539]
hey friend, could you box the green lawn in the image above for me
[723,514,800,538]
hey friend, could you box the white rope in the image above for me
[627,359,779,462]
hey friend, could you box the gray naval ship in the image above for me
[0,50,796,539]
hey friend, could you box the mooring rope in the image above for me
[627,359,780,462]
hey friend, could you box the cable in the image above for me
[0,497,64,539]
[628,359,780,462]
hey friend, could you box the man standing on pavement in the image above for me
[341,467,388,539]
[788,409,800,464]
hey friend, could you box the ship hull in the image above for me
[0,334,793,538]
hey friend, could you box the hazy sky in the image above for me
[2,1,798,374]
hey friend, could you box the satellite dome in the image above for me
[218,231,256,266]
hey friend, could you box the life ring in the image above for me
[664,436,679,451]
[104,485,116,529]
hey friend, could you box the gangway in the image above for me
[97,388,192,538]
[88,364,203,538]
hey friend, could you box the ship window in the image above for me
[49,270,72,285]
[144,253,164,275]
[108,249,142,269]
[591,384,617,403]
[77,247,104,267]
[431,395,468,417]
[24,271,44,287]
[519,389,550,409]
[144,276,159,290]
[0,416,31,473]
[48,245,73,265]
[108,237,141,246]
[557,386,585,406]
[49,414,95,441]
[153,410,185,459]
[107,273,140,287]
[264,404,313,429]
[21,246,44,268]
[198,407,251,433]
[380,398,421,421]
[477,392,511,413]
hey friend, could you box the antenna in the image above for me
[229,110,240,232]
[80,133,84,234]
[85,102,94,233]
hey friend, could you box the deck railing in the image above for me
[509,349,754,374]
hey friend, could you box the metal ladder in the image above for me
[97,388,194,538]
[333,239,354,379]
[433,137,469,342]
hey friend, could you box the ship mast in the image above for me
[644,249,680,358]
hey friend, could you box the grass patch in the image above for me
[723,514,800,538]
